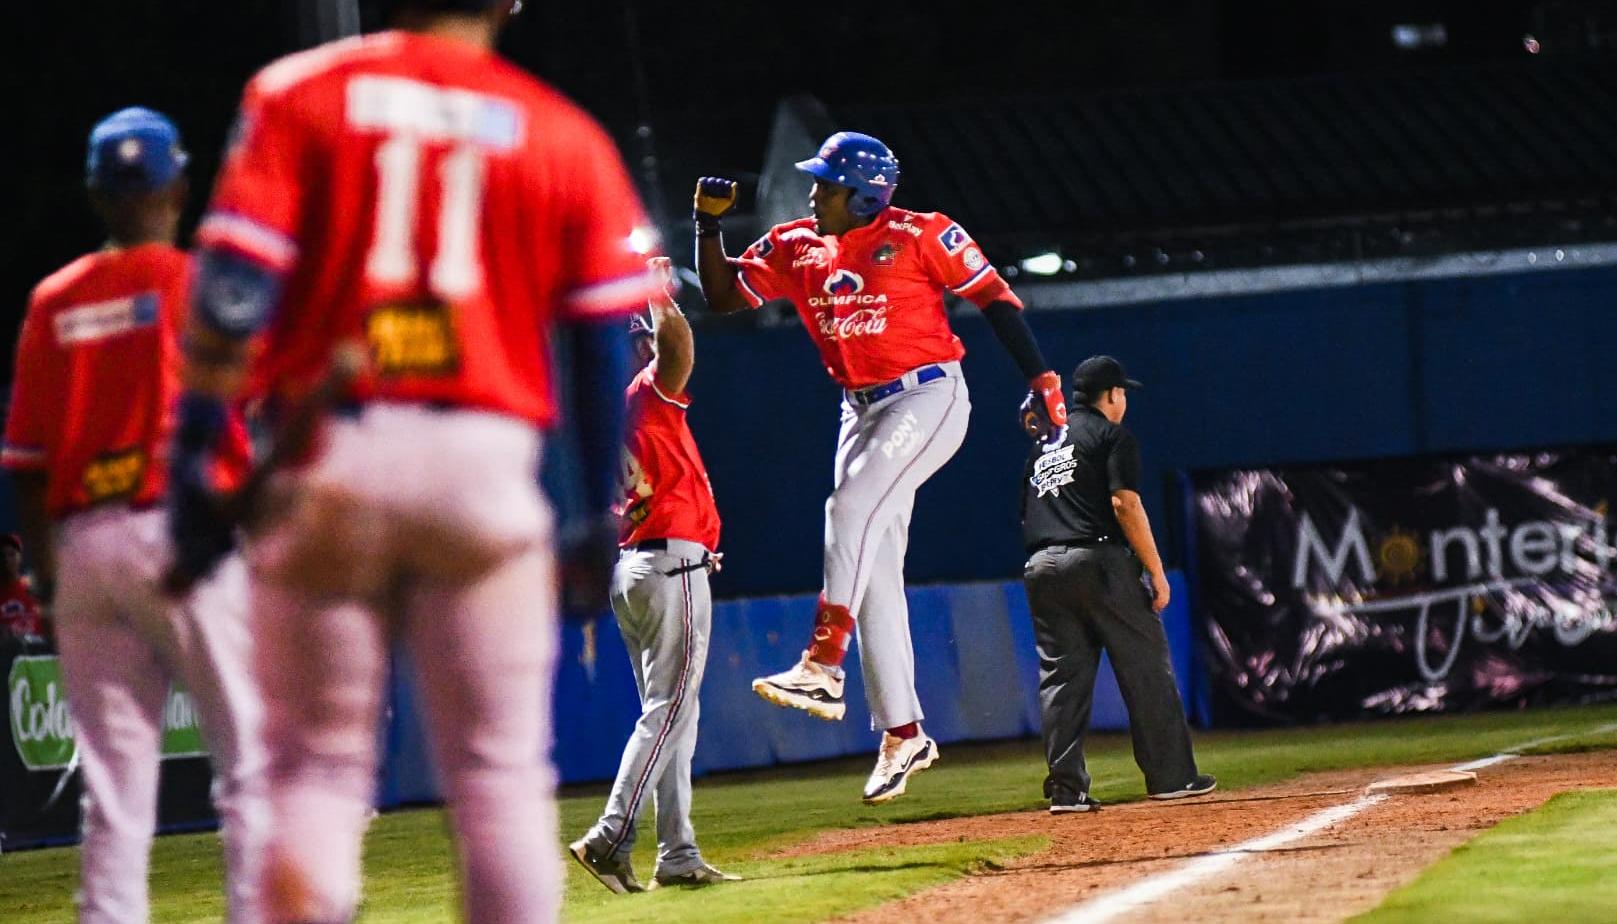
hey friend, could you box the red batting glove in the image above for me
[1031,370,1067,427]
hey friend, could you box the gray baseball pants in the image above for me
[825,361,970,730]
[1023,544,1198,796]
[583,538,713,876]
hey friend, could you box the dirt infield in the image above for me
[781,750,1617,924]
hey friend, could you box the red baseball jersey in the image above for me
[0,580,43,638]
[3,245,251,519]
[731,207,1022,389]
[618,365,720,551]
[197,31,659,425]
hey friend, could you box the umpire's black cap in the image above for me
[1072,355,1142,401]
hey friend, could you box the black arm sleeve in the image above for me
[981,299,1049,380]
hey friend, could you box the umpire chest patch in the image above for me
[1030,444,1077,498]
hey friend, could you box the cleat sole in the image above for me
[752,680,846,721]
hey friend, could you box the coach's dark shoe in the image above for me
[649,863,744,889]
[1049,788,1102,814]
[1149,774,1218,801]
[569,838,645,894]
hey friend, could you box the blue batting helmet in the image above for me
[795,132,899,218]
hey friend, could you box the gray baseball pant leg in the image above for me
[586,541,711,875]
[854,506,920,730]
[822,364,970,730]
[1023,547,1104,795]
[1025,546,1198,795]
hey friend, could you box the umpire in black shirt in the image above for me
[1019,356,1214,813]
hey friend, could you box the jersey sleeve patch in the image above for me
[938,222,970,255]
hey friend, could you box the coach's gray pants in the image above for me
[825,361,970,730]
[1023,544,1198,796]
[584,539,712,876]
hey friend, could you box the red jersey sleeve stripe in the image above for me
[1,445,47,468]
[564,270,660,318]
[735,268,766,308]
[949,264,997,295]
[196,211,299,270]
[649,380,691,409]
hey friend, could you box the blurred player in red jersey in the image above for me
[0,534,47,641]
[171,2,660,921]
[696,133,1069,804]
[570,257,739,893]
[3,108,265,923]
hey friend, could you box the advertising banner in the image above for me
[1192,449,1617,723]
[2,648,215,849]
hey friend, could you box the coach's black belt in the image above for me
[847,364,946,407]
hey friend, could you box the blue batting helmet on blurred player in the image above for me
[795,132,900,218]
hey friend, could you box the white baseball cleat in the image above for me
[751,651,846,721]
[862,731,939,804]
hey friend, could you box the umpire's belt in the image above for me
[1030,536,1122,554]
[846,364,946,407]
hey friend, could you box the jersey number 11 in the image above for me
[367,137,486,300]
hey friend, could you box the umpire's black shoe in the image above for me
[1149,774,1218,801]
[1049,788,1102,814]
[569,838,645,894]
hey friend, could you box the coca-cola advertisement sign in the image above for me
[1191,448,1617,724]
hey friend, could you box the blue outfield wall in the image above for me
[378,572,1194,802]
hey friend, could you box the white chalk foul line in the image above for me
[1456,721,1617,772]
[1044,793,1389,924]
[1044,719,1617,923]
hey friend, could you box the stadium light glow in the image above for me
[1020,252,1063,276]
[628,226,658,255]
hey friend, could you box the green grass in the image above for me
[1355,789,1617,923]
[2,703,1615,922]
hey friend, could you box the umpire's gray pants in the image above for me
[584,540,712,876]
[1022,544,1198,796]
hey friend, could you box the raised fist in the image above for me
[694,176,738,219]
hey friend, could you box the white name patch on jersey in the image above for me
[346,76,522,150]
[54,293,159,347]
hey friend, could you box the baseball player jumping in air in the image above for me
[695,132,1069,803]
[169,1,660,920]
[4,108,266,923]
[571,257,740,893]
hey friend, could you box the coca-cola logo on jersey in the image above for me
[808,269,889,308]
[817,306,889,340]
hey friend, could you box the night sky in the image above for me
[5,0,1559,380]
